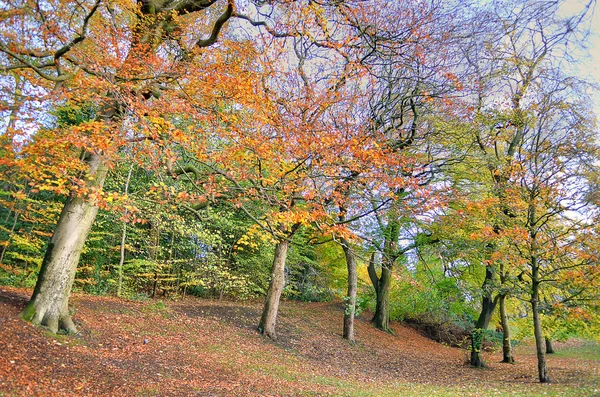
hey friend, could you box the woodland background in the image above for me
[0,0,599,393]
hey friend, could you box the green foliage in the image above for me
[283,232,336,302]
[180,259,255,300]
[52,102,97,127]
[387,262,476,325]
[0,187,63,287]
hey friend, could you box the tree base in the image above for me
[258,326,276,341]
[470,352,487,368]
[21,300,77,334]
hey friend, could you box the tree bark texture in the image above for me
[20,153,108,333]
[532,257,550,382]
[471,265,497,368]
[370,217,400,332]
[341,237,357,342]
[372,265,392,332]
[545,337,555,354]
[499,294,515,363]
[258,238,290,340]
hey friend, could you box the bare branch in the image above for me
[195,2,233,48]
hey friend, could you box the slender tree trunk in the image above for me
[3,208,12,223]
[340,237,357,342]
[499,294,514,363]
[0,76,24,265]
[545,337,555,354]
[149,221,160,299]
[258,238,290,340]
[471,265,497,368]
[532,257,550,382]
[0,211,18,265]
[20,153,108,333]
[152,272,159,298]
[116,166,133,298]
[117,222,127,298]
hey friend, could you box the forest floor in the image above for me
[0,287,598,397]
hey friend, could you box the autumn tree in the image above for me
[508,72,598,382]
[429,0,597,369]
[0,0,262,333]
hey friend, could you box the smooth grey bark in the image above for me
[341,237,357,342]
[258,238,290,340]
[499,294,515,363]
[20,153,108,333]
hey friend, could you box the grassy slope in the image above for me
[0,287,598,397]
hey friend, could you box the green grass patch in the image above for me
[553,341,600,361]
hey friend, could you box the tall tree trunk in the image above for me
[117,222,127,298]
[0,211,18,265]
[471,265,497,368]
[116,166,133,298]
[148,220,161,299]
[499,294,514,363]
[258,238,290,340]
[20,153,108,333]
[341,237,357,342]
[545,337,555,354]
[532,257,550,382]
[0,76,24,265]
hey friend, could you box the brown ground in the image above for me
[0,287,597,396]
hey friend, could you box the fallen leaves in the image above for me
[0,287,597,396]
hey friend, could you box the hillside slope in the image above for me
[0,287,597,396]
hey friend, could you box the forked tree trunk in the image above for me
[20,153,108,333]
[545,337,555,354]
[532,257,550,383]
[341,237,357,342]
[369,217,400,333]
[499,294,514,363]
[371,264,392,332]
[471,265,497,368]
[258,238,290,340]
